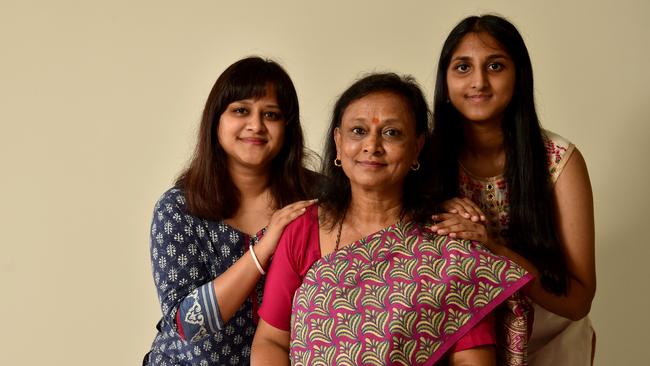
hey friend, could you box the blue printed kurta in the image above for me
[145,188,265,366]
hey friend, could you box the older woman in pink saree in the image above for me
[251,73,532,365]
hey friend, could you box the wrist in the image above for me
[252,237,276,269]
[249,244,266,275]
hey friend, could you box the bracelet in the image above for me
[249,244,266,275]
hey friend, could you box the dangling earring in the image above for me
[411,161,420,171]
[334,158,342,167]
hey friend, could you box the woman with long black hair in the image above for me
[429,15,596,365]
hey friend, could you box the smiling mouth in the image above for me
[357,160,387,168]
[466,94,492,102]
[239,137,267,145]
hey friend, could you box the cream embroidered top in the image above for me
[458,130,575,242]
[458,130,594,365]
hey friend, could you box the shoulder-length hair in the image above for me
[431,15,569,295]
[319,73,435,229]
[176,56,316,220]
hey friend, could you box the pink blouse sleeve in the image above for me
[258,205,320,331]
[450,313,496,353]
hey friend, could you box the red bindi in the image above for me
[371,117,380,124]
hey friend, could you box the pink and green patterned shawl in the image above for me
[290,220,533,366]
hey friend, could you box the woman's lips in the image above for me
[357,160,387,168]
[240,137,267,145]
[466,94,492,102]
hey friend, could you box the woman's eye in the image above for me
[351,127,366,135]
[264,111,282,121]
[488,63,503,71]
[455,64,470,73]
[233,107,248,115]
[383,128,401,137]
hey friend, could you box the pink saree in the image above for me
[290,221,533,365]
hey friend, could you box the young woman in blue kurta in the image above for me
[144,57,318,366]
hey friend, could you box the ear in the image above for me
[334,127,341,157]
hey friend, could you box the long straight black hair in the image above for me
[176,56,317,221]
[431,15,569,295]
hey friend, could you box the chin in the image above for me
[354,178,394,190]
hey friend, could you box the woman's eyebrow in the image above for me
[451,53,510,62]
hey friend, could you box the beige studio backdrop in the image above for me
[1,0,649,364]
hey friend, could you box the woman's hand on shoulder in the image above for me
[266,199,318,239]
[251,199,318,274]
[441,197,486,223]
[429,212,490,245]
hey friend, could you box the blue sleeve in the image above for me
[149,188,224,342]
[177,281,224,342]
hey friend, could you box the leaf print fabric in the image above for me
[290,221,532,366]
[145,188,265,366]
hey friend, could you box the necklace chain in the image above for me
[334,210,401,251]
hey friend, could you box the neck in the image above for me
[346,185,403,228]
[228,163,271,201]
[462,121,505,158]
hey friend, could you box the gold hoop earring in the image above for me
[334,158,342,167]
[411,161,420,171]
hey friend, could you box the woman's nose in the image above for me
[246,112,265,132]
[363,133,383,154]
[471,69,488,90]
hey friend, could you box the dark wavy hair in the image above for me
[176,56,317,220]
[319,73,434,229]
[431,15,568,295]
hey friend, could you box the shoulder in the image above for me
[151,187,198,228]
[542,130,576,183]
[277,204,321,274]
[280,204,319,249]
[155,187,187,211]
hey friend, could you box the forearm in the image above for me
[216,199,315,321]
[212,238,275,322]
[488,242,594,320]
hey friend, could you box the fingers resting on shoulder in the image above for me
[440,197,486,222]
[428,212,489,243]
[268,199,318,232]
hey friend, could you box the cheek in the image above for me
[340,138,361,156]
[215,120,228,144]
[388,143,414,162]
[269,123,286,143]
[446,78,465,105]
[499,72,516,98]
[446,73,461,91]
[495,80,515,108]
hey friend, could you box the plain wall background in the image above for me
[1,0,648,364]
